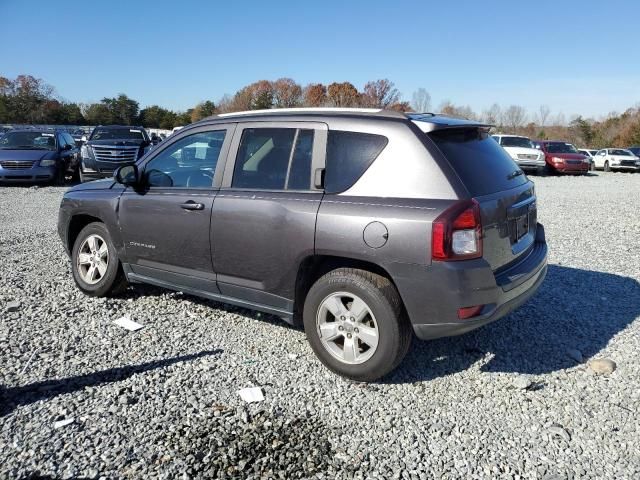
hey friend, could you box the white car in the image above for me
[593,148,640,172]
[492,134,546,174]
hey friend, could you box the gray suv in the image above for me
[58,108,548,381]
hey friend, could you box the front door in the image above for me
[212,122,326,312]
[118,126,233,292]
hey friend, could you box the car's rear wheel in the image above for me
[604,160,610,172]
[303,268,411,382]
[71,222,127,297]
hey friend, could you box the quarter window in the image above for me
[144,130,226,188]
[324,131,388,193]
[232,128,315,190]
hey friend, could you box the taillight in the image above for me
[432,199,482,261]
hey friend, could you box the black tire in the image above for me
[53,165,66,186]
[536,166,546,176]
[604,161,610,172]
[543,164,556,176]
[71,222,127,297]
[303,268,412,382]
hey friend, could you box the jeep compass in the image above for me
[58,108,548,381]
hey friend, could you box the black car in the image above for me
[79,125,152,182]
[0,129,79,184]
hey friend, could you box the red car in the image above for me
[535,141,590,174]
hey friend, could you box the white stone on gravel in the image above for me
[588,358,617,375]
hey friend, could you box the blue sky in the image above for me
[1,0,639,119]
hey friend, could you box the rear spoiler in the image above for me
[408,113,493,133]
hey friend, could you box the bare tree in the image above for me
[482,103,502,127]
[537,105,551,126]
[503,105,527,133]
[411,88,431,112]
[362,79,400,108]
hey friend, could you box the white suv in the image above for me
[492,134,546,174]
[593,148,640,172]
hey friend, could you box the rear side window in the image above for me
[325,131,388,193]
[429,128,527,196]
[232,128,315,190]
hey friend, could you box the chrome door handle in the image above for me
[180,201,204,211]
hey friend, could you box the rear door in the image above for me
[428,127,536,271]
[118,125,234,292]
[212,121,326,312]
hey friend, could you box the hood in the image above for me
[0,149,56,161]
[67,178,116,192]
[502,146,542,156]
[87,139,146,147]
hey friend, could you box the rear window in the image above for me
[429,128,527,196]
[325,131,388,193]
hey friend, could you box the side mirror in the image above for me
[114,164,139,186]
[63,143,73,151]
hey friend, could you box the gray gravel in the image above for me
[1,172,639,479]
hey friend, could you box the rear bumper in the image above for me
[391,223,548,340]
[0,165,57,183]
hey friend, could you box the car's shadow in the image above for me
[385,264,640,383]
[3,265,637,414]
[0,349,222,417]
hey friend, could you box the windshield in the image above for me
[610,149,632,156]
[90,128,146,141]
[545,142,577,154]
[500,136,534,148]
[0,131,57,150]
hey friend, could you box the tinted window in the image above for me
[325,131,388,193]
[90,127,145,141]
[545,142,577,154]
[0,131,57,150]
[611,149,632,156]
[429,128,527,196]
[232,128,316,190]
[144,130,225,188]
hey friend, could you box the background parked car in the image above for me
[626,146,640,158]
[79,125,152,182]
[577,149,598,170]
[536,141,590,175]
[593,148,640,172]
[492,134,546,174]
[0,128,78,184]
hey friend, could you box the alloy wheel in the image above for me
[77,234,109,285]
[316,292,379,365]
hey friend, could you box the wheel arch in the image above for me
[68,214,104,252]
[293,254,403,327]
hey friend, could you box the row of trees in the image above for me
[1,74,638,147]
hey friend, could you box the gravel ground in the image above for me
[1,172,639,479]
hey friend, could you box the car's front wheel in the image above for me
[604,160,610,172]
[71,222,127,297]
[303,268,411,382]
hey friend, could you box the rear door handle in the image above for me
[180,201,205,211]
